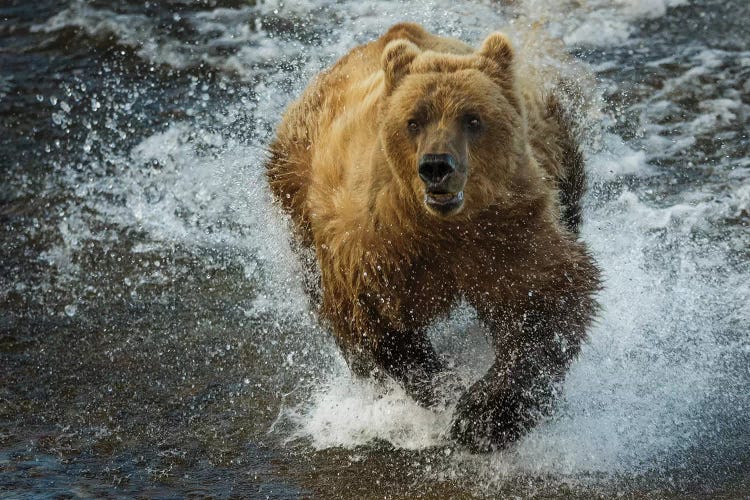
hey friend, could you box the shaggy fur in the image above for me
[267,23,601,452]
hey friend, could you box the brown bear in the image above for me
[266,23,601,452]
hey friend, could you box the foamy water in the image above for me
[4,0,749,496]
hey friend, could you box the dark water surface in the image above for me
[2,0,749,497]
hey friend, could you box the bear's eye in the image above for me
[465,114,482,132]
[407,119,420,133]
[464,114,482,132]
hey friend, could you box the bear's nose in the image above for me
[418,154,458,186]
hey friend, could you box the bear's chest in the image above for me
[372,238,530,329]
[366,255,461,331]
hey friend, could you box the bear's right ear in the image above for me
[382,39,420,93]
[477,32,514,81]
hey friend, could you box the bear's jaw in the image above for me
[424,190,464,216]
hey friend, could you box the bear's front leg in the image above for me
[449,331,577,452]
[331,288,448,407]
[371,328,444,407]
[335,323,444,407]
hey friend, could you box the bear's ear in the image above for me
[478,32,514,78]
[382,39,420,93]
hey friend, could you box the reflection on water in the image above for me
[1,0,748,497]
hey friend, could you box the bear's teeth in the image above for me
[431,193,454,201]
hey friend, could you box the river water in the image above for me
[1,0,748,497]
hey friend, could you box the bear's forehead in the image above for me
[410,51,483,74]
[397,70,499,106]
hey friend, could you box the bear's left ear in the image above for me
[382,39,420,93]
[478,32,514,79]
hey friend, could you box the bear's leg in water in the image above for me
[337,323,444,407]
[371,328,444,407]
[449,312,580,452]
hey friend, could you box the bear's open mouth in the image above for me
[424,190,464,214]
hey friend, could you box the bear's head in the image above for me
[380,33,528,218]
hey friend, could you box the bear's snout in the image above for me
[418,153,466,216]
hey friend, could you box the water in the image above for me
[1,0,748,497]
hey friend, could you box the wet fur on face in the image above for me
[382,68,527,218]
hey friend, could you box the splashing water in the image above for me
[2,0,748,496]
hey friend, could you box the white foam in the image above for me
[33,5,194,69]
[590,134,653,179]
[519,0,689,47]
[292,372,453,450]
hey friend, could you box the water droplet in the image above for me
[64,304,77,317]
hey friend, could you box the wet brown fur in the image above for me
[267,23,601,452]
